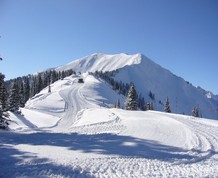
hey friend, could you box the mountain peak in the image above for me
[89,52,143,59]
[56,53,143,73]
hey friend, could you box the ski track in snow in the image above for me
[56,78,97,130]
[172,115,218,163]
[1,74,218,177]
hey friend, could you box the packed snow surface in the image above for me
[1,74,218,177]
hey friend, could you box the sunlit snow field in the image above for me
[1,74,218,177]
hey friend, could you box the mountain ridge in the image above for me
[55,53,217,96]
[56,53,142,73]
[53,53,218,119]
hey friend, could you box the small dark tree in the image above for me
[116,99,121,108]
[0,109,8,129]
[146,102,153,110]
[149,90,155,100]
[8,80,20,113]
[48,84,51,93]
[61,71,66,80]
[23,76,30,102]
[138,95,146,111]
[0,73,8,112]
[125,84,137,110]
[164,97,171,113]
[192,106,199,117]
[50,70,59,84]
[19,82,25,107]
[0,73,9,129]
[30,76,37,97]
[37,73,43,93]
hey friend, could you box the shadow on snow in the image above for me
[2,130,216,177]
[0,144,94,178]
[1,131,202,161]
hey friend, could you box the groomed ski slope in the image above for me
[1,74,218,177]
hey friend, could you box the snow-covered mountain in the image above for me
[2,60,218,177]
[56,53,218,120]
[3,73,218,177]
[56,53,142,73]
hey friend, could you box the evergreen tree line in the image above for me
[125,84,172,113]
[4,69,75,114]
[94,71,145,110]
[94,71,201,117]
[94,71,131,96]
[94,71,172,112]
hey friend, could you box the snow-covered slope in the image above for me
[56,53,217,119]
[2,108,218,177]
[1,72,218,177]
[114,55,218,119]
[25,74,125,130]
[2,53,218,177]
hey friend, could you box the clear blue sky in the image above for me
[0,0,218,94]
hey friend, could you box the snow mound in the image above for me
[72,109,200,150]
[8,109,60,131]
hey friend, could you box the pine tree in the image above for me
[116,99,120,108]
[125,84,137,110]
[30,76,37,97]
[19,82,25,107]
[140,97,146,111]
[138,95,145,111]
[48,84,51,93]
[37,73,43,93]
[51,70,58,83]
[0,73,9,129]
[192,106,199,117]
[164,97,171,113]
[61,71,66,80]
[0,107,8,129]
[149,90,155,100]
[146,102,153,110]
[1,84,8,112]
[0,73,8,112]
[23,76,30,102]
[8,80,20,113]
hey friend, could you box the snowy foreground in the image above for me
[1,75,218,177]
